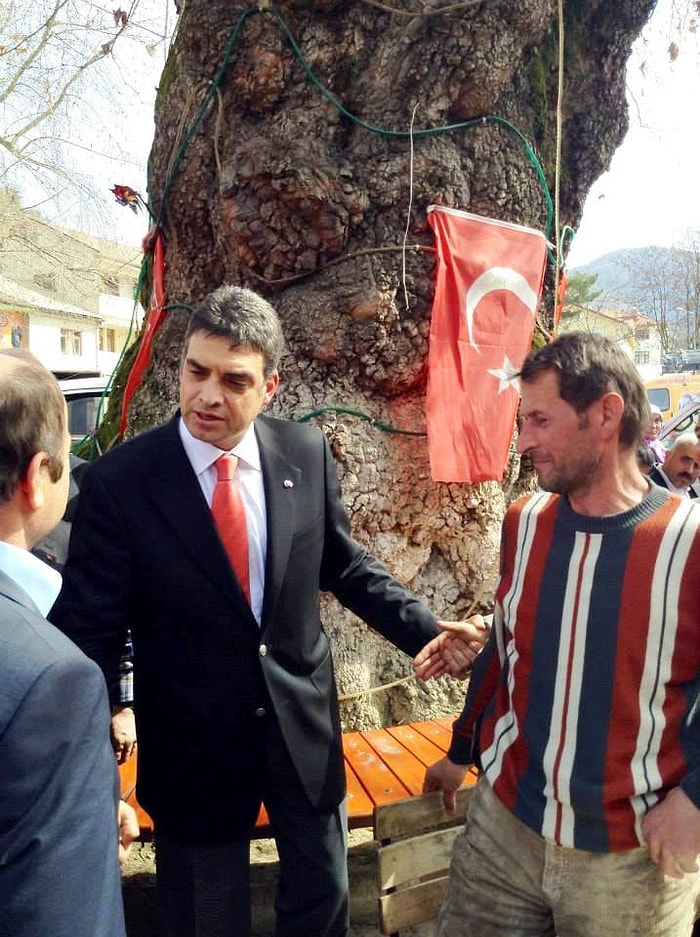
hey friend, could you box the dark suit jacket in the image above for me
[0,570,124,937]
[31,455,88,571]
[52,414,439,844]
[648,465,699,498]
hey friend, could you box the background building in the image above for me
[0,189,144,377]
[559,304,662,381]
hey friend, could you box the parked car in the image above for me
[645,373,700,420]
[661,353,681,374]
[659,398,700,447]
[59,377,109,448]
[678,349,700,373]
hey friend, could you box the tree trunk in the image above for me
[125,0,654,728]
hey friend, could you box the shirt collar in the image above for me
[178,417,262,476]
[0,540,62,616]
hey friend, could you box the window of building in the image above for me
[635,349,650,366]
[60,328,82,356]
[100,327,116,352]
[34,272,57,292]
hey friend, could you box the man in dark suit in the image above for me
[648,433,700,498]
[33,454,138,764]
[52,285,482,937]
[0,351,135,937]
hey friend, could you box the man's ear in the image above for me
[599,392,625,439]
[263,370,279,407]
[21,452,47,510]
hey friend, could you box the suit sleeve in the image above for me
[0,654,125,937]
[49,466,134,703]
[317,435,439,657]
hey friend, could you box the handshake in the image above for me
[413,614,492,681]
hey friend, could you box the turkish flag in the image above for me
[426,206,547,483]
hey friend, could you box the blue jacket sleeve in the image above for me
[0,651,125,937]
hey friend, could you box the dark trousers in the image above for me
[155,718,349,937]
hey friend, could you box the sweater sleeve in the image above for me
[448,515,514,766]
[447,625,503,764]
[680,770,700,807]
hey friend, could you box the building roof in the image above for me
[596,307,656,329]
[0,190,143,317]
[0,275,101,321]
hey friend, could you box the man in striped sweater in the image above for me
[420,332,700,936]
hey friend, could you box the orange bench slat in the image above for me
[119,717,465,841]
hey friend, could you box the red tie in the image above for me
[211,455,251,603]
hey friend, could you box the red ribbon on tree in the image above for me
[120,230,167,435]
[554,269,568,335]
[426,206,547,484]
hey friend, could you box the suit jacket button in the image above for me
[254,707,266,718]
[259,644,268,657]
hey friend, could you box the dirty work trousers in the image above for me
[437,779,700,937]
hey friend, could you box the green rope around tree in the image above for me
[297,407,426,437]
[136,6,560,442]
[151,6,554,241]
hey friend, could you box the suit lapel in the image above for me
[145,417,254,614]
[255,417,301,630]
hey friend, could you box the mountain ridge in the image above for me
[568,245,694,320]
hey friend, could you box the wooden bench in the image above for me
[118,715,478,840]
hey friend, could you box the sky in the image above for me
[566,0,700,268]
[59,0,173,247]
[2,0,173,250]
[24,0,700,266]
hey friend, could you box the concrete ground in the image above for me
[121,831,435,937]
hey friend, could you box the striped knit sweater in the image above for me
[449,485,700,853]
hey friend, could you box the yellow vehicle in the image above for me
[645,373,700,421]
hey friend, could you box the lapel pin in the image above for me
[283,479,294,489]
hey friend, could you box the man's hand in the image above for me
[423,756,470,813]
[641,786,700,879]
[413,616,490,681]
[118,800,139,863]
[111,705,137,764]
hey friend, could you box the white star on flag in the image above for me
[487,356,520,394]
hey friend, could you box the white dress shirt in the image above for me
[178,418,267,624]
[0,540,62,616]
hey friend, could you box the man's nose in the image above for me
[516,423,532,454]
[198,377,222,405]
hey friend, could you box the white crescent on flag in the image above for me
[465,266,539,352]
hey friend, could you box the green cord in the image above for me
[138,6,561,443]
[268,7,552,235]
[155,10,256,224]
[152,6,554,241]
[297,406,426,437]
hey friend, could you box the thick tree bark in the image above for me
[124,0,654,728]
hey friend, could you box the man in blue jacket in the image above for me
[0,350,136,937]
